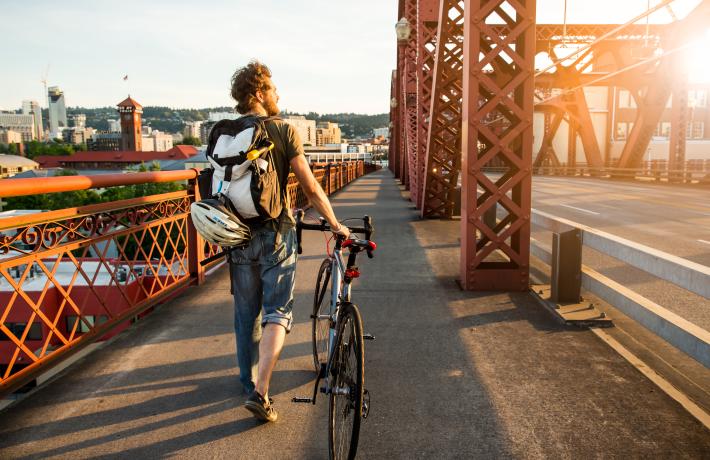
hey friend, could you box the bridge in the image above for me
[0,168,708,457]
[1,0,710,457]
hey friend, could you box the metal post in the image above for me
[551,229,582,303]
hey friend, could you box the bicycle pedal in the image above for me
[362,389,371,419]
[292,397,314,403]
[363,333,376,341]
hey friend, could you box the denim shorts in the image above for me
[229,226,297,332]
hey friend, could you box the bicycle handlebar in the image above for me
[295,209,374,258]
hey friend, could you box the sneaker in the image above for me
[245,391,278,422]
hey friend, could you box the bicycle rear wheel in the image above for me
[312,258,332,373]
[328,302,364,460]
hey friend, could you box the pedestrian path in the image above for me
[0,169,708,459]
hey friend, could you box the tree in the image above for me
[176,136,201,146]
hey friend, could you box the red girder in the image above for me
[460,0,535,291]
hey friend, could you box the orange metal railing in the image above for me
[0,161,374,397]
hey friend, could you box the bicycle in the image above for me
[292,209,377,460]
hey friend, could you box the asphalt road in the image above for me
[523,175,710,332]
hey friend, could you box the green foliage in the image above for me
[0,143,19,154]
[23,141,76,159]
[176,136,201,146]
[4,169,101,211]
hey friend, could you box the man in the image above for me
[228,61,349,422]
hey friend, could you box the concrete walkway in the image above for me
[0,169,708,459]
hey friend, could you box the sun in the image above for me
[687,29,710,84]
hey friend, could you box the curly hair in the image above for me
[230,61,272,114]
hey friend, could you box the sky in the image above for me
[0,0,703,114]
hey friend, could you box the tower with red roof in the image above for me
[117,96,143,151]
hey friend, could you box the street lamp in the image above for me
[395,17,412,43]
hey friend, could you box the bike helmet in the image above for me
[190,197,251,247]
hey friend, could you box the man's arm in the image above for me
[290,155,349,236]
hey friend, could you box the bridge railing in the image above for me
[530,209,710,367]
[483,160,710,183]
[0,160,372,397]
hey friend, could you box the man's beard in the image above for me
[264,99,279,116]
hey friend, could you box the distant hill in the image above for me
[59,107,389,138]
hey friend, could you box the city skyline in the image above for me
[1,1,703,113]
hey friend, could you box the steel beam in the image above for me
[415,0,439,209]
[460,0,535,291]
[421,0,464,219]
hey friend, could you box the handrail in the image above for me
[0,170,200,198]
[0,160,377,398]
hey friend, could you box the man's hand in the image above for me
[331,222,350,238]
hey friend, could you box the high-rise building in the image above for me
[47,86,68,136]
[283,116,317,146]
[69,114,86,129]
[0,113,36,142]
[183,121,202,139]
[200,121,216,145]
[22,100,44,141]
[117,96,142,151]
[107,119,121,133]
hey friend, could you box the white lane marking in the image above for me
[559,204,600,215]
[698,239,710,246]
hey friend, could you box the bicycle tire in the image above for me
[312,258,332,373]
[328,302,364,460]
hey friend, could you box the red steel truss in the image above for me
[403,0,420,196]
[459,0,536,291]
[421,0,465,218]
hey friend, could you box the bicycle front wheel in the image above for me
[312,258,332,373]
[328,302,364,460]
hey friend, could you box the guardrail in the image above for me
[530,209,710,367]
[0,160,373,397]
[484,162,710,183]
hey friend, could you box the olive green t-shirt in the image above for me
[261,119,305,230]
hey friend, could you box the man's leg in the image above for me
[254,323,286,398]
[254,227,297,398]
[231,261,262,394]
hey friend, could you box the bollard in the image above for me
[551,228,582,303]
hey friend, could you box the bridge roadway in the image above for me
[0,170,708,458]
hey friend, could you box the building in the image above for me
[208,111,239,122]
[47,86,68,136]
[0,113,36,142]
[0,129,22,145]
[373,127,389,140]
[117,96,142,151]
[316,122,342,146]
[34,145,198,170]
[62,127,95,145]
[107,119,121,133]
[183,121,202,140]
[531,83,710,166]
[141,130,173,152]
[0,154,39,178]
[200,121,216,145]
[283,116,317,146]
[69,114,86,129]
[21,100,44,141]
[88,132,121,151]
